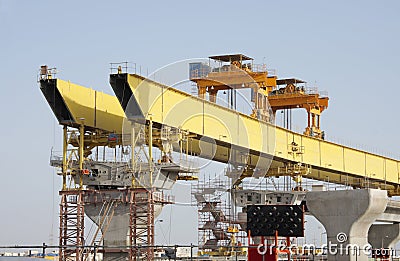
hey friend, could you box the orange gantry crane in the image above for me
[190,54,329,138]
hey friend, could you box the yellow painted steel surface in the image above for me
[42,79,125,133]
[121,74,400,195]
[42,74,400,195]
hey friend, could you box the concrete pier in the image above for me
[84,190,163,261]
[85,204,130,261]
[368,224,400,249]
[306,189,388,261]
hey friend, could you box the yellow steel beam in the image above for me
[110,73,400,195]
[40,74,400,195]
[40,78,125,133]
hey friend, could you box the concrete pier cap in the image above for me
[306,189,388,261]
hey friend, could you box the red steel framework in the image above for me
[59,188,173,261]
[129,188,155,261]
[59,190,85,261]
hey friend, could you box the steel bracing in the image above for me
[58,188,172,261]
[129,188,155,261]
[59,191,85,261]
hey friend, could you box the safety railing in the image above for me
[190,64,276,79]
[304,87,328,97]
[189,68,211,79]
[110,62,136,74]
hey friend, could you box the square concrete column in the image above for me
[306,189,388,261]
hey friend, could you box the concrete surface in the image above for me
[306,189,388,261]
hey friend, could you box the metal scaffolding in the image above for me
[128,188,155,261]
[192,176,246,256]
[58,188,174,261]
[59,190,85,261]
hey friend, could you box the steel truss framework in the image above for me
[129,188,154,261]
[59,190,85,261]
[192,177,247,254]
[59,188,172,261]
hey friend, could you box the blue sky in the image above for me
[1,0,400,246]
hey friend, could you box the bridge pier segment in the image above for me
[85,205,130,261]
[368,223,400,249]
[84,189,164,261]
[306,189,388,261]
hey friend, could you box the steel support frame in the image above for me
[58,188,167,261]
[129,188,155,261]
[59,190,85,261]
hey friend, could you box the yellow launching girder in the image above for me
[40,78,125,133]
[40,74,400,195]
[109,73,400,195]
